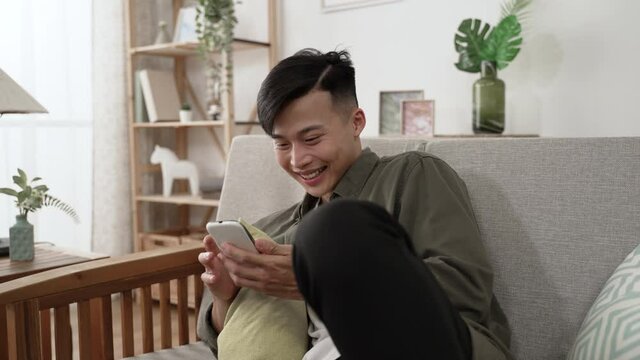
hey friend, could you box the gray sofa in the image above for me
[136,135,640,359]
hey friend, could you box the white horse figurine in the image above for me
[150,145,200,197]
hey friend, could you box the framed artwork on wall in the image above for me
[402,100,435,136]
[321,0,401,13]
[379,90,424,135]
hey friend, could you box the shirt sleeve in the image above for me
[396,155,495,325]
[197,289,220,355]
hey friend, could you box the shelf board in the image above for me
[132,121,260,129]
[133,120,225,128]
[136,194,220,207]
[131,38,271,57]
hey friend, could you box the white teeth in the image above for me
[300,167,325,180]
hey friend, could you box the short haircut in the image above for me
[257,48,358,136]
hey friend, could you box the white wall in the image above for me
[0,0,93,251]
[280,0,640,137]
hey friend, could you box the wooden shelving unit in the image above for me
[123,0,278,257]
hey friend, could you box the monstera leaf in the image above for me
[454,18,491,73]
[480,15,523,70]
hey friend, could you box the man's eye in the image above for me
[274,142,290,150]
[305,136,320,143]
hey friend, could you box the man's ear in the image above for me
[352,108,366,137]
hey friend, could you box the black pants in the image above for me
[292,199,472,360]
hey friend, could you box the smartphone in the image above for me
[206,220,258,253]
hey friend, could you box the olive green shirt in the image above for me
[198,148,513,359]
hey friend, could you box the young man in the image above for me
[198,49,512,359]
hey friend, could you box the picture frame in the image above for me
[321,0,401,13]
[173,7,198,43]
[402,100,435,136]
[379,90,424,135]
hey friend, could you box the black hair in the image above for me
[256,48,358,136]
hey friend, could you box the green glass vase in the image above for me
[473,61,505,134]
[9,214,34,261]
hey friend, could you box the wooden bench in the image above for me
[0,243,204,360]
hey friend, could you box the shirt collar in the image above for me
[296,148,379,219]
[331,147,379,199]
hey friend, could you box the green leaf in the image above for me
[17,168,27,181]
[500,0,532,22]
[480,15,523,70]
[12,175,26,189]
[43,194,80,223]
[454,18,492,73]
[34,185,49,192]
[32,177,42,182]
[0,188,19,197]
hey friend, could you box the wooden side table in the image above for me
[0,244,108,283]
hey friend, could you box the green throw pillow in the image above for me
[217,219,308,360]
[568,243,640,359]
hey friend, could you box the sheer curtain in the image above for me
[0,0,93,251]
[92,0,131,255]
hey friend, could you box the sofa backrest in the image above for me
[427,137,640,359]
[218,135,640,360]
[217,135,427,221]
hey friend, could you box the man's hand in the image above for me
[199,235,239,302]
[218,237,303,300]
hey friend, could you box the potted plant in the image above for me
[0,169,78,261]
[454,0,531,134]
[179,102,193,123]
[195,0,238,121]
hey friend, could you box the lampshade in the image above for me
[0,68,47,114]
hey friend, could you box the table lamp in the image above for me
[0,67,47,115]
[0,68,47,255]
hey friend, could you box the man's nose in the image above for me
[291,145,311,169]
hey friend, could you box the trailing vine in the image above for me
[195,0,238,97]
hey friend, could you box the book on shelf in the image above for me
[134,70,149,123]
[139,69,181,122]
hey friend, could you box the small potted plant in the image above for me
[0,169,78,261]
[179,102,193,123]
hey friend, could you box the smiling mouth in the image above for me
[298,166,327,181]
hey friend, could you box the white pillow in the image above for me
[568,244,640,359]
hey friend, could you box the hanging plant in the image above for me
[195,0,238,117]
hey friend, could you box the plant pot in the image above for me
[9,214,34,261]
[179,110,192,123]
[473,61,505,134]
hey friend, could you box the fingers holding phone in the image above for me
[199,235,239,302]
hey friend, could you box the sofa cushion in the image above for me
[426,137,640,360]
[124,342,213,359]
[568,243,640,359]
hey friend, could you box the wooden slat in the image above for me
[159,281,172,349]
[177,277,189,345]
[90,296,114,360]
[77,300,92,360]
[40,308,52,360]
[38,262,202,310]
[141,286,154,353]
[120,291,134,357]
[54,305,72,360]
[0,304,8,360]
[8,301,41,360]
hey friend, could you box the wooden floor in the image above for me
[55,294,198,359]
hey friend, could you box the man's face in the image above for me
[272,90,365,202]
